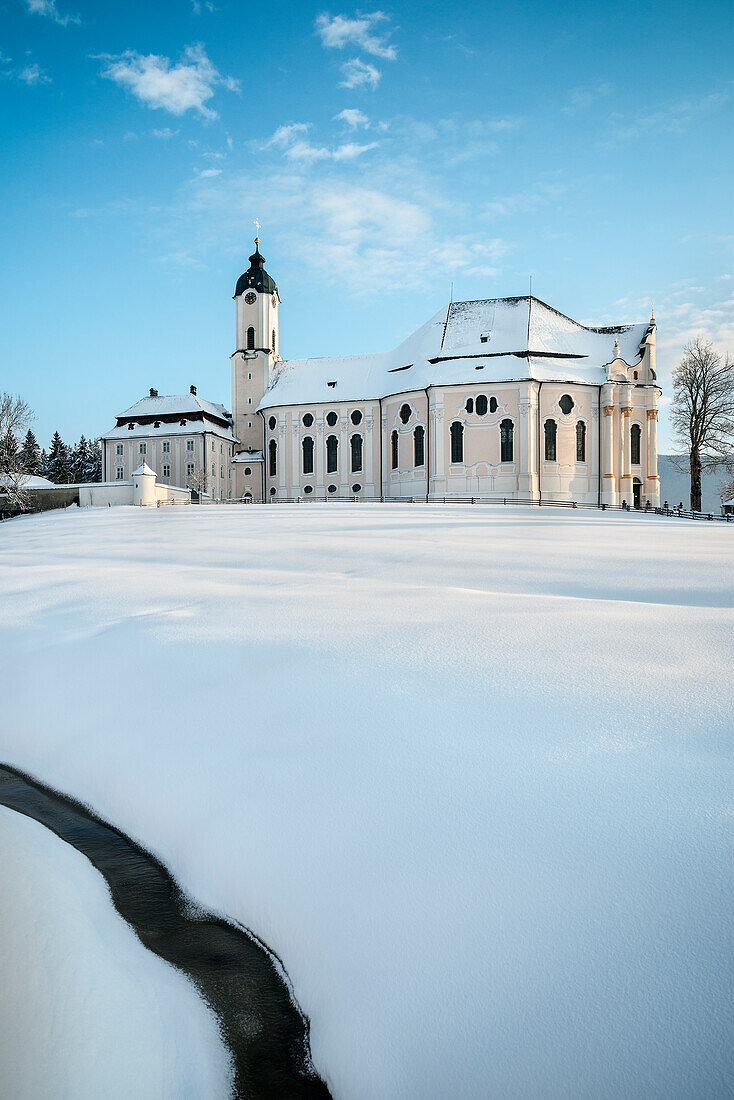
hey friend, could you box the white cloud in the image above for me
[0,52,51,85]
[266,122,377,163]
[150,127,178,140]
[268,122,311,147]
[315,11,396,59]
[98,44,238,120]
[18,63,51,85]
[335,108,369,129]
[198,167,222,178]
[340,58,380,89]
[25,0,79,26]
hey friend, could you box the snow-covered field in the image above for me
[0,806,232,1099]
[1,503,733,1099]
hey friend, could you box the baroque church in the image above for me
[102,235,661,509]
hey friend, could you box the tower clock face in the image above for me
[271,294,277,307]
[244,291,257,305]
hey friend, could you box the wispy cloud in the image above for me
[266,121,377,163]
[1,51,51,85]
[315,11,397,59]
[197,167,222,178]
[25,0,79,26]
[483,180,568,218]
[335,107,370,129]
[340,58,380,89]
[191,0,216,12]
[562,83,611,114]
[603,90,729,143]
[97,44,238,120]
[151,165,511,296]
[17,62,51,85]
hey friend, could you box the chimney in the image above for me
[149,387,158,397]
[190,385,197,396]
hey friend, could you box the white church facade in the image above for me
[103,237,661,509]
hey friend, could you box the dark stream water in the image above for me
[0,763,332,1100]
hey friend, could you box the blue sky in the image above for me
[2,0,732,450]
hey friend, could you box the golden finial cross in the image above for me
[254,218,261,242]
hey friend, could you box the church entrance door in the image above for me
[633,478,642,509]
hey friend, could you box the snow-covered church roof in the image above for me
[260,296,653,410]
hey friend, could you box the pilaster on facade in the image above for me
[601,403,617,506]
[646,408,660,504]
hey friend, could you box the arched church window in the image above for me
[489,397,498,413]
[399,403,412,425]
[302,413,314,428]
[414,425,425,467]
[500,419,514,463]
[465,398,474,414]
[476,394,488,416]
[544,420,557,461]
[247,326,255,351]
[268,416,276,430]
[631,423,641,465]
[351,410,362,425]
[326,411,338,427]
[302,436,314,475]
[559,394,574,415]
[576,421,586,462]
[391,430,399,469]
[350,434,363,473]
[268,439,277,477]
[450,421,464,463]
[326,434,338,473]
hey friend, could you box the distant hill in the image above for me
[658,455,730,513]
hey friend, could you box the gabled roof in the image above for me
[259,296,653,410]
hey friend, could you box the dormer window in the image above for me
[154,421,161,428]
[480,334,490,344]
[128,423,135,430]
[180,419,187,426]
[327,381,337,388]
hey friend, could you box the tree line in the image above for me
[9,427,102,484]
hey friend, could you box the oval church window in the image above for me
[559,394,574,415]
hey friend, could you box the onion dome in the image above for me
[234,236,278,298]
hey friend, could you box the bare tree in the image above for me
[0,393,34,512]
[670,338,734,512]
[188,465,208,502]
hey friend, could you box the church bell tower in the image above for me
[231,228,280,460]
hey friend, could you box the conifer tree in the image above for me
[20,429,42,475]
[46,431,73,484]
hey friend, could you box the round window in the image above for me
[466,398,474,414]
[269,487,276,496]
[268,416,276,430]
[559,394,574,415]
[327,484,337,494]
[244,466,251,476]
[399,403,412,424]
[304,485,313,494]
[326,411,338,427]
[302,412,314,427]
[351,410,363,425]
[352,483,362,494]
[476,394,488,416]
